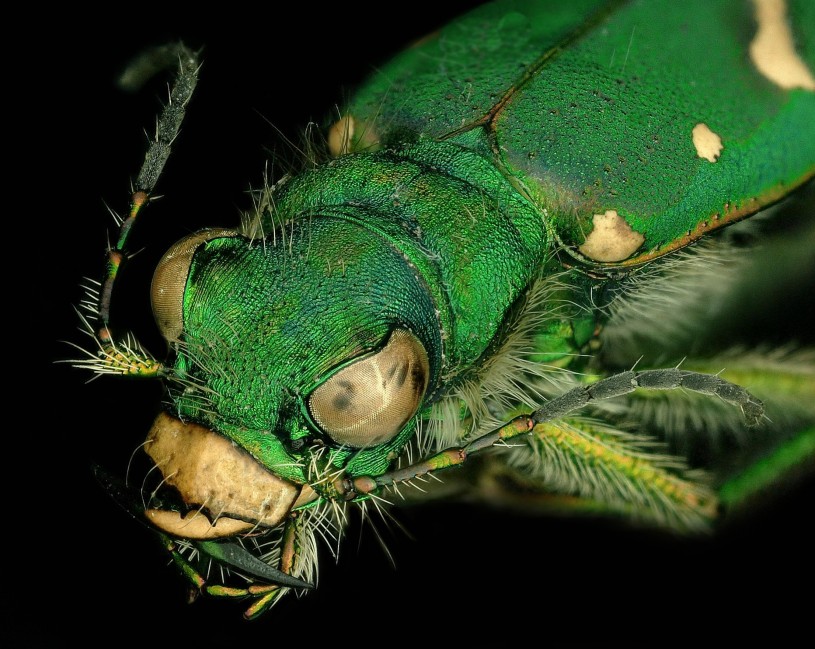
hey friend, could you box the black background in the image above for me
[25,1,814,644]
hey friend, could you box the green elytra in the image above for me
[345,0,815,260]
[84,0,815,618]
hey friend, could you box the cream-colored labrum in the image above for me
[143,411,314,540]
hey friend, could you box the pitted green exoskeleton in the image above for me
[75,0,815,619]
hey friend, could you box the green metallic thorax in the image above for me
[266,141,549,372]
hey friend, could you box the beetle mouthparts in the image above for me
[142,411,302,539]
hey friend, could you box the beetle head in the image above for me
[141,216,439,538]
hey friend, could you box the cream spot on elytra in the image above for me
[579,209,645,262]
[692,123,723,162]
[750,0,815,90]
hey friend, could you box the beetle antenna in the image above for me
[96,43,200,350]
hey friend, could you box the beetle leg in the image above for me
[160,534,276,607]
[509,417,718,531]
[158,513,311,619]
[240,517,304,619]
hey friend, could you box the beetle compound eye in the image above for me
[151,229,237,342]
[308,329,430,447]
